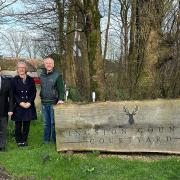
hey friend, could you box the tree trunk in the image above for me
[103,0,112,60]
[171,0,180,97]
[128,0,137,97]
[64,1,77,88]
[119,0,130,75]
[84,0,105,101]
[75,4,91,100]
[135,0,164,98]
[55,0,65,74]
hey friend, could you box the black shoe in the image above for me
[20,142,28,147]
[0,147,5,152]
[23,142,28,146]
[17,142,22,147]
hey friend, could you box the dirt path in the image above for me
[0,166,11,180]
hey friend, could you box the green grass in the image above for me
[0,114,180,180]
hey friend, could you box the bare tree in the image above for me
[0,0,17,12]
[3,0,178,101]
[1,30,26,57]
[103,0,112,60]
[25,36,40,59]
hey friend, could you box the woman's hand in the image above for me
[20,102,27,108]
[20,102,31,108]
[25,102,31,108]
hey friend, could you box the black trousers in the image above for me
[15,121,30,143]
[0,117,8,148]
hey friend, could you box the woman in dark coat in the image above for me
[12,61,37,147]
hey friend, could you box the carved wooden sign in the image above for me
[54,99,180,154]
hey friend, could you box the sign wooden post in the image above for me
[54,99,180,154]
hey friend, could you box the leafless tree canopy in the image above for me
[0,0,179,100]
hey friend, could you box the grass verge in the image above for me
[0,114,179,180]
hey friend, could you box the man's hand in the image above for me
[57,100,64,104]
[8,112,13,116]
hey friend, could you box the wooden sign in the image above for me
[54,99,180,154]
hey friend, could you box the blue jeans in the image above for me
[41,104,56,143]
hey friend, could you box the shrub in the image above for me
[68,87,82,101]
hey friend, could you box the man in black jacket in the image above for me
[0,66,13,151]
[40,57,65,144]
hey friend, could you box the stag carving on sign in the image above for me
[123,105,138,125]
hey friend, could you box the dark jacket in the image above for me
[11,75,37,121]
[40,68,65,104]
[0,77,13,117]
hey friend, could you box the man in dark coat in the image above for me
[11,61,37,147]
[0,66,13,151]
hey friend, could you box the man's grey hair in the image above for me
[17,61,27,68]
[43,57,54,63]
